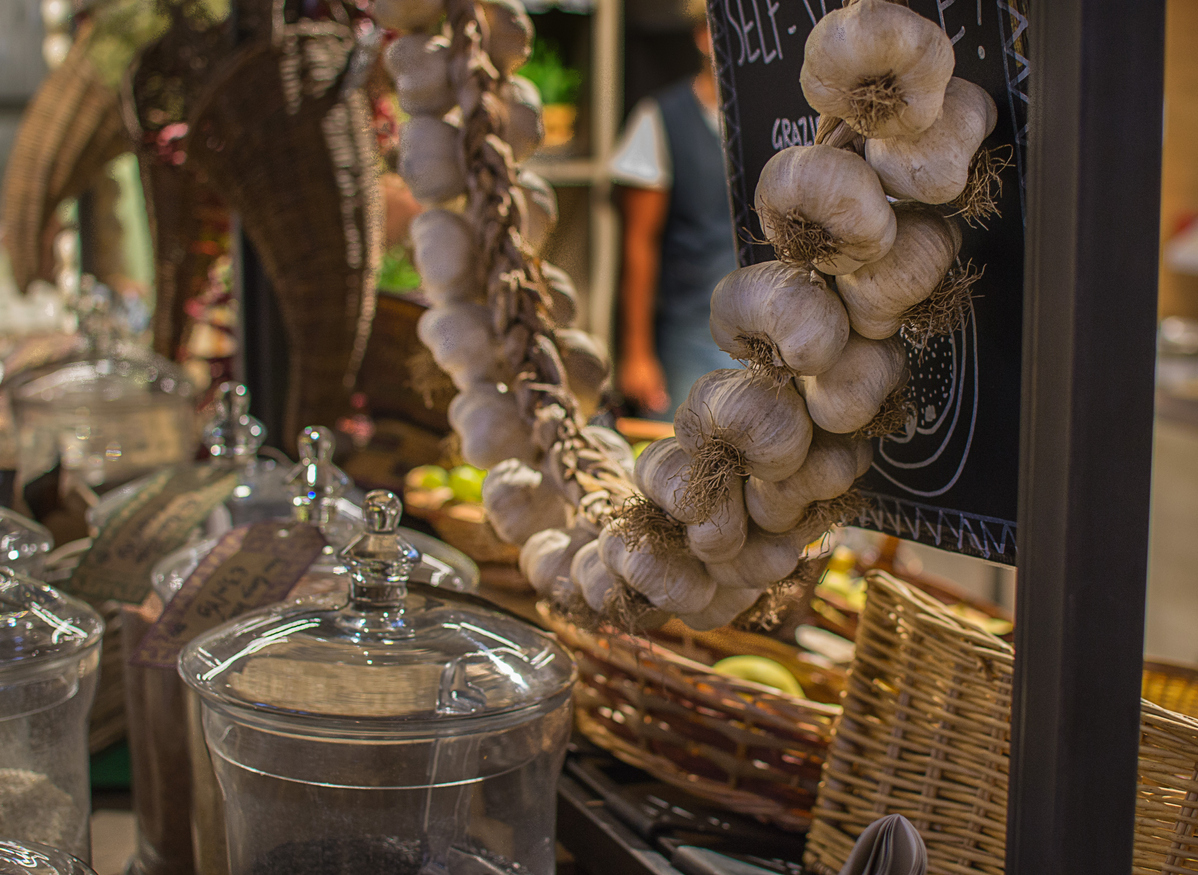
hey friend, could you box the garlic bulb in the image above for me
[540,262,578,326]
[385,35,454,118]
[675,370,814,506]
[373,0,445,31]
[583,425,635,478]
[481,0,533,76]
[558,329,610,419]
[800,333,907,434]
[514,170,558,253]
[755,145,896,274]
[745,430,868,533]
[866,78,999,204]
[410,210,479,301]
[710,261,849,378]
[705,520,822,591]
[686,475,748,564]
[678,586,761,632]
[634,438,691,520]
[572,539,618,611]
[447,383,538,469]
[836,204,962,340]
[800,0,955,139]
[598,526,716,614]
[482,458,571,545]
[520,525,596,600]
[501,76,545,164]
[416,303,499,390]
[399,116,466,204]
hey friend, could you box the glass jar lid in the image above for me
[0,508,53,573]
[180,491,573,730]
[0,568,103,669]
[0,839,96,875]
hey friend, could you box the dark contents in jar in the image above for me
[250,839,527,875]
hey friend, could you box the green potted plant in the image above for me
[519,37,583,149]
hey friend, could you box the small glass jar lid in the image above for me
[180,491,573,730]
[0,839,96,875]
[0,508,53,575]
[0,568,103,669]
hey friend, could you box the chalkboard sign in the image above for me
[707,0,1030,563]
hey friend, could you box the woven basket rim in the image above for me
[537,601,844,718]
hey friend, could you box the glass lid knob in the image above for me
[338,490,421,617]
[203,382,266,460]
[286,425,350,524]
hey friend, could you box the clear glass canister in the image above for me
[179,492,576,875]
[0,509,53,578]
[0,839,97,875]
[0,569,103,860]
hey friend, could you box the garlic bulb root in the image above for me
[709,262,849,381]
[675,369,814,522]
[900,259,982,349]
[857,382,915,439]
[610,494,688,556]
[754,145,896,275]
[950,145,1014,228]
[836,204,962,341]
[800,0,955,139]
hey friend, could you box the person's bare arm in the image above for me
[618,184,671,413]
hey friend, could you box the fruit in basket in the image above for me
[712,655,805,697]
[448,465,487,505]
[631,440,652,459]
[409,465,450,491]
[948,602,1014,637]
[817,568,867,612]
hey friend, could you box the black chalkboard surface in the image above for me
[706,0,1030,563]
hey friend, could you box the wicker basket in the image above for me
[539,604,844,830]
[804,571,1198,875]
[1143,659,1198,720]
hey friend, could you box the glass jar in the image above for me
[0,508,53,578]
[0,570,103,860]
[180,491,576,875]
[0,839,97,875]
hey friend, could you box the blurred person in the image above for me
[611,17,738,420]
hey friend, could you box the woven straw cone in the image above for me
[804,571,1198,875]
[1,23,127,291]
[540,603,842,830]
[185,35,381,448]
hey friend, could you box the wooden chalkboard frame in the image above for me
[707,0,1030,565]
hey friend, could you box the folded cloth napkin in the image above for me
[839,814,928,875]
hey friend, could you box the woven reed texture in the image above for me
[186,31,381,450]
[539,604,843,830]
[805,571,1198,875]
[1,24,127,291]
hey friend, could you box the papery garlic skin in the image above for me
[598,527,716,614]
[416,303,499,390]
[481,0,533,76]
[513,170,558,253]
[558,330,611,419]
[677,586,761,632]
[675,369,814,483]
[755,145,896,275]
[520,526,595,598]
[410,210,479,301]
[704,522,820,590]
[686,476,749,564]
[572,539,619,612]
[540,262,578,327]
[800,333,907,434]
[373,0,445,32]
[710,261,849,377]
[866,78,999,204]
[583,425,635,477]
[399,116,467,204]
[634,438,693,521]
[447,383,538,469]
[800,0,955,140]
[836,204,962,340]
[385,35,455,118]
[482,458,571,545]
[501,75,545,164]
[745,430,866,533]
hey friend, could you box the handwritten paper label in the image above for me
[131,521,326,669]
[69,466,240,603]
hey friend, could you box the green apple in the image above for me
[409,465,450,491]
[712,655,804,697]
[448,465,487,504]
[632,440,653,459]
